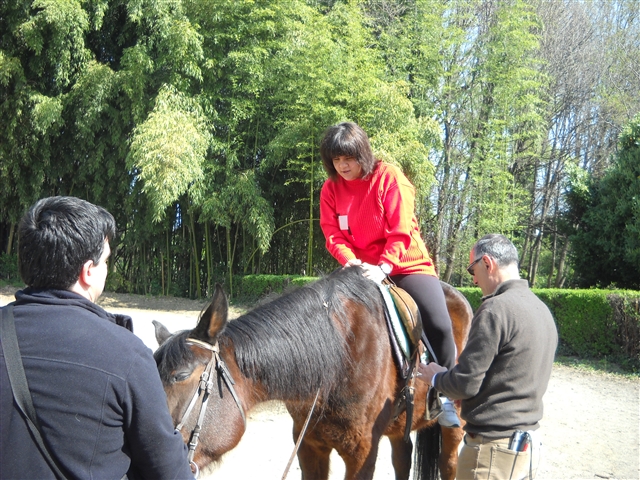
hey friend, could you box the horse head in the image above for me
[153,284,247,468]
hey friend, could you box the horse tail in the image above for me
[412,424,441,480]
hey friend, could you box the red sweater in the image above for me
[320,162,436,276]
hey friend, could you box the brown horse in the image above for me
[153,266,472,480]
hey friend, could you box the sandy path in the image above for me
[2,289,638,479]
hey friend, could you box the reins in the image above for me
[279,285,326,479]
[176,338,246,478]
[281,388,320,480]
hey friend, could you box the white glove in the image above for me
[361,262,387,284]
[344,259,362,267]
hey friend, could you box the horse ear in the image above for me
[193,284,228,342]
[153,320,173,346]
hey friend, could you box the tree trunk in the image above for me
[166,229,171,296]
[547,229,557,288]
[160,251,165,296]
[5,223,15,255]
[226,226,233,298]
[530,153,559,286]
[205,222,212,297]
[555,238,570,288]
[433,121,453,266]
[547,182,562,288]
[189,212,201,299]
[441,192,466,283]
[442,163,473,283]
[307,134,315,277]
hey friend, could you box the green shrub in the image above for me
[0,253,19,282]
[606,293,640,370]
[457,287,483,311]
[536,289,614,357]
[235,274,316,301]
[457,286,639,372]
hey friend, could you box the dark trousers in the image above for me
[390,273,456,370]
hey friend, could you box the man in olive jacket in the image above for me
[420,234,558,480]
[0,196,194,480]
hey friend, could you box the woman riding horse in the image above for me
[318,121,460,428]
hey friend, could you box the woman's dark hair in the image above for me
[18,196,116,290]
[320,122,378,181]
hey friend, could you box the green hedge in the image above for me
[457,287,483,311]
[536,289,616,358]
[459,287,640,369]
[235,274,317,301]
[237,275,640,371]
[537,289,639,370]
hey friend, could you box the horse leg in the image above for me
[338,437,382,480]
[297,439,332,480]
[388,435,412,480]
[439,426,464,480]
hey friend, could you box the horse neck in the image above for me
[225,287,355,403]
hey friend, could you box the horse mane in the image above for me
[224,266,382,400]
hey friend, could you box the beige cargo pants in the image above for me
[456,432,541,480]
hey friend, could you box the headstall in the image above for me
[175,338,246,477]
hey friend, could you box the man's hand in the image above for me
[417,362,448,386]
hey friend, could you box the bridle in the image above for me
[175,338,246,477]
[174,337,318,480]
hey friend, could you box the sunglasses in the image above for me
[466,257,483,276]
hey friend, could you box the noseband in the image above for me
[175,338,246,477]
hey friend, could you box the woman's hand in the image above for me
[344,259,362,268]
[360,262,387,284]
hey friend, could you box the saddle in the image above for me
[381,278,423,356]
[378,279,438,441]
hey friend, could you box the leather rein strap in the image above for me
[281,388,320,480]
[175,338,246,478]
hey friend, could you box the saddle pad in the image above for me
[378,284,411,361]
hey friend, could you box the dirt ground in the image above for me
[2,287,639,479]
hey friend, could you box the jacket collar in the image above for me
[14,289,134,332]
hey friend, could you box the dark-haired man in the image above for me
[419,234,558,479]
[1,196,193,479]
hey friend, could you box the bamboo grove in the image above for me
[1,0,639,298]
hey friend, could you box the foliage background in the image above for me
[1,0,639,299]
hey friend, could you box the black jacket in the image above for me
[0,289,194,480]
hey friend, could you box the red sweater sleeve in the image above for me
[320,180,358,265]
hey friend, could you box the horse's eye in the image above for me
[172,370,192,383]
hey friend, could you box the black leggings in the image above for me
[390,273,456,370]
